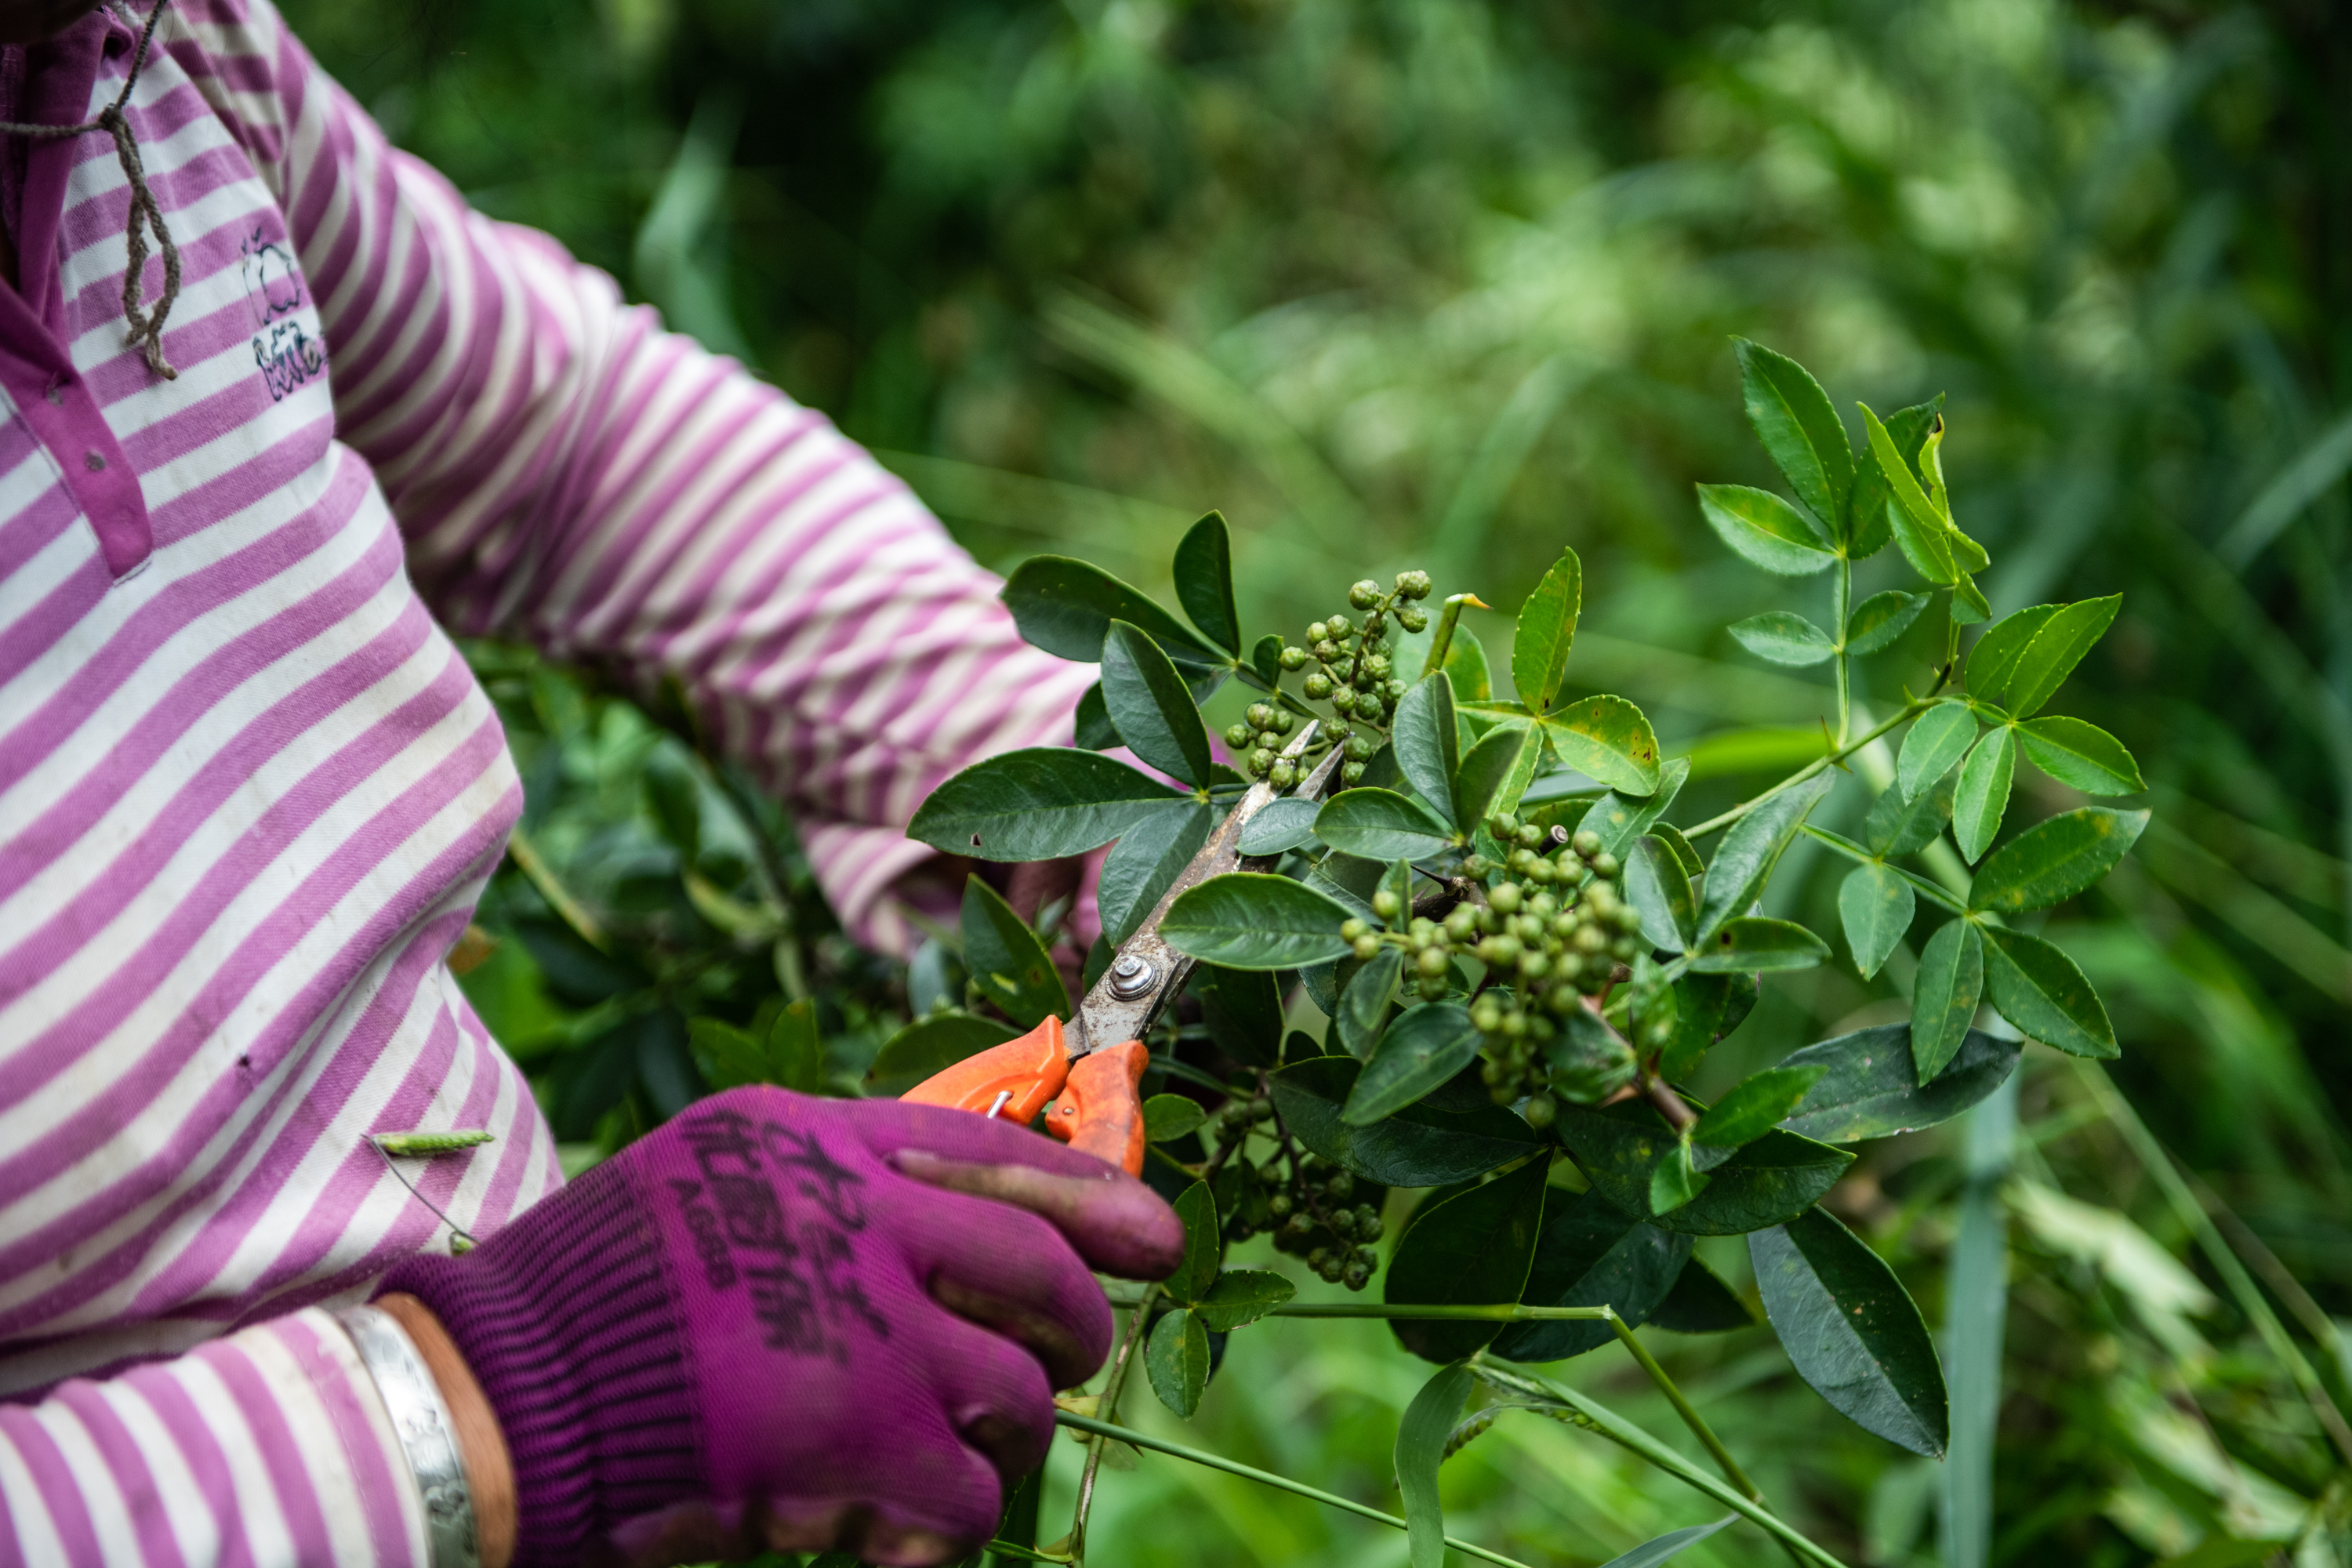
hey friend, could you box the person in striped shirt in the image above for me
[0,1,1182,1563]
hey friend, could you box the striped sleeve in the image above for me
[0,1309,428,1567]
[182,0,1094,953]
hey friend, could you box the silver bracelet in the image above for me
[338,1305,481,1568]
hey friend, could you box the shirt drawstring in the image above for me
[0,0,180,379]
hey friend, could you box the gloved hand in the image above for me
[381,1087,1185,1567]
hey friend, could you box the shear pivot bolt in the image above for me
[1108,954,1157,1000]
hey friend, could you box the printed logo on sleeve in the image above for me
[240,229,326,401]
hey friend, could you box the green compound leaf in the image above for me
[1551,1002,1640,1103]
[1556,1102,1852,1232]
[1490,1187,1693,1362]
[1965,602,2060,706]
[1144,1094,1209,1144]
[910,748,1185,862]
[1838,862,1915,981]
[1098,800,1214,946]
[1729,611,1836,667]
[1396,1362,1475,1568]
[1171,511,1242,654]
[1392,672,1462,822]
[1865,768,1958,858]
[1695,771,1834,942]
[1385,1157,1549,1362]
[1751,1207,1948,1457]
[1440,625,1493,701]
[1073,681,1120,750]
[2016,715,2146,796]
[1542,694,1662,796]
[1735,337,1853,542]
[1337,946,1404,1060]
[1237,796,1320,856]
[1649,1255,1761,1333]
[1512,548,1583,713]
[1626,835,1697,953]
[1657,971,1758,1082]
[1846,394,1944,559]
[1002,554,1221,670]
[1573,757,1690,860]
[1455,722,1535,831]
[1250,631,1284,686]
[1315,789,1457,862]
[960,876,1071,1028]
[865,1012,1018,1097]
[1648,1138,1709,1218]
[1145,1305,1212,1417]
[1969,807,2149,913]
[1998,595,2121,717]
[1651,822,1703,878]
[1344,1001,1484,1125]
[1897,701,1977,800]
[1195,1269,1296,1332]
[1269,1056,1543,1186]
[1776,1023,2020,1144]
[641,748,701,862]
[1845,590,1929,655]
[1910,920,1984,1083]
[1951,727,2017,863]
[1161,873,1356,970]
[1102,619,1215,789]
[1980,926,2117,1058]
[1166,1181,1221,1303]
[1860,404,1957,586]
[1697,483,1838,575]
[1691,1064,1829,1149]
[1688,916,1829,973]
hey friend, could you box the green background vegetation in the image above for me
[278,0,2352,1563]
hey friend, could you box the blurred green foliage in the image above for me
[283,0,2352,1562]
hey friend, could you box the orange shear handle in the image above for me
[1043,1041,1149,1177]
[898,1016,1151,1178]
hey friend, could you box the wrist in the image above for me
[375,1293,519,1568]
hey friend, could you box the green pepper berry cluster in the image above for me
[1203,1098,1383,1290]
[1236,571,1434,787]
[1338,815,1645,1116]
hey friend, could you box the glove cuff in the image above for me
[379,1162,699,1566]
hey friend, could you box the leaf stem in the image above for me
[2074,1063,2352,1470]
[505,825,608,950]
[1420,593,1486,681]
[1683,692,1940,843]
[1797,824,1969,913]
[1051,1411,1536,1568]
[1602,1312,1760,1503]
[1070,1283,1158,1562]
[1832,556,1853,749]
[1099,1287,1610,1320]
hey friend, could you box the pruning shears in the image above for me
[903,722,1343,1175]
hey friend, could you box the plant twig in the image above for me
[505,825,607,950]
[2075,1062,2352,1469]
[1683,691,1944,842]
[1070,1283,1157,1562]
[1602,1313,1760,1502]
[1052,1411,1536,1568]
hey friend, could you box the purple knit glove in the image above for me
[381,1087,1184,1567]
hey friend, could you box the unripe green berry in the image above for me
[1592,851,1621,879]
[1399,606,1428,632]
[1328,687,1356,714]
[1551,912,1580,939]
[1279,644,1309,670]
[1516,823,1546,848]
[1304,672,1333,699]
[1481,1058,1505,1083]
[1611,935,1640,960]
[1342,762,1367,786]
[1349,579,1381,610]
[1269,759,1298,788]
[1476,934,1522,965]
[1250,747,1276,774]
[1345,734,1374,761]
[1225,724,1254,749]
[1352,666,1376,690]
[1461,854,1492,877]
[1364,653,1391,679]
[1342,1261,1371,1290]
[1471,1000,1504,1033]
[1383,678,1408,702]
[1417,946,1451,978]
[1396,569,1433,599]
[1327,1171,1355,1200]
[1327,612,1352,636]
[1269,1192,1292,1218]
[1307,622,1329,642]
[1488,883,1523,915]
[1246,702,1276,730]
[1341,918,1370,941]
[1417,975,1449,1000]
[1523,1094,1558,1130]
[1508,848,1537,874]
[1574,924,1610,954]
[1519,949,1551,979]
[1572,829,1603,858]
[1270,708,1295,734]
[1490,812,1519,838]
[1444,907,1479,941]
[1352,934,1382,961]
[1614,903,1643,934]
[1313,639,1339,662]
[1372,889,1403,920]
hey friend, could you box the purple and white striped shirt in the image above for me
[0,2,1093,1559]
